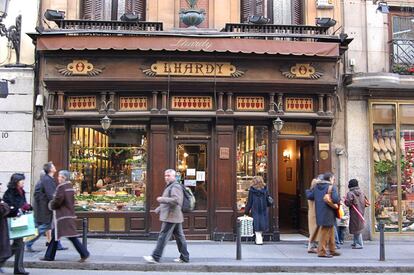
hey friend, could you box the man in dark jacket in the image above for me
[143,169,189,264]
[306,172,340,258]
[26,162,66,252]
[0,182,12,273]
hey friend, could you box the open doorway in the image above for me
[278,139,314,235]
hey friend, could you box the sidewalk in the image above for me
[5,238,414,273]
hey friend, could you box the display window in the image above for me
[69,126,147,212]
[371,102,414,233]
[236,125,268,211]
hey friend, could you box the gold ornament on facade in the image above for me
[236,97,265,111]
[67,96,97,111]
[56,60,105,76]
[280,63,323,79]
[171,96,212,110]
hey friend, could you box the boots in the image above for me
[255,231,263,245]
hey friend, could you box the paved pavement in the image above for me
[3,237,414,273]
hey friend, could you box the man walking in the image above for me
[143,169,189,263]
[306,172,340,258]
[26,162,66,252]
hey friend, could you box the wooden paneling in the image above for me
[316,126,331,174]
[48,122,68,171]
[194,216,208,229]
[130,217,145,230]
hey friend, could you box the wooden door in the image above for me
[174,141,210,239]
[298,141,314,235]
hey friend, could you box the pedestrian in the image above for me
[26,162,67,252]
[40,170,89,262]
[337,206,349,245]
[344,179,367,249]
[244,176,269,245]
[307,175,322,253]
[2,173,31,274]
[0,182,12,274]
[306,172,340,258]
[143,169,189,264]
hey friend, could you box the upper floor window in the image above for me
[241,0,304,25]
[81,0,146,21]
[389,11,414,74]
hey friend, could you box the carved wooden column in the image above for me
[217,92,224,114]
[160,91,168,114]
[151,91,159,113]
[46,91,56,114]
[225,92,233,113]
[325,94,333,116]
[268,93,276,114]
[99,92,107,114]
[108,92,116,113]
[56,91,65,115]
[318,94,325,115]
[277,93,284,114]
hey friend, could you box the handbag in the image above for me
[266,194,274,207]
[336,203,344,219]
[7,213,36,240]
[323,185,339,210]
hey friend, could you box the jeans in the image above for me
[334,223,340,246]
[0,238,26,273]
[26,223,50,248]
[338,226,346,243]
[44,231,89,261]
[353,233,363,247]
[152,222,189,262]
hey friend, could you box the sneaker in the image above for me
[352,245,363,249]
[143,256,158,264]
[351,243,356,247]
[173,258,189,263]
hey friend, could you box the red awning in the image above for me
[36,35,339,57]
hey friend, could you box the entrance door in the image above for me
[175,142,209,238]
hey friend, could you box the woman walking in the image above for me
[307,176,322,253]
[244,176,269,245]
[41,170,89,262]
[0,182,12,274]
[2,173,31,275]
[344,179,367,249]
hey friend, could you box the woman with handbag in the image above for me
[244,176,269,245]
[2,173,31,275]
[0,182,12,274]
[344,179,367,249]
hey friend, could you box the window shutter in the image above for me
[82,0,104,20]
[241,0,265,23]
[125,0,146,20]
[292,0,303,25]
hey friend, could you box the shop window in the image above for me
[236,126,268,211]
[81,0,146,21]
[70,126,147,212]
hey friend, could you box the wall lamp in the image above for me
[376,1,389,14]
[283,150,291,162]
[0,78,14,98]
[273,117,284,134]
[0,0,22,65]
[100,100,112,131]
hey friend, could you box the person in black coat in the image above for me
[306,172,340,258]
[2,173,31,275]
[244,176,269,245]
[0,182,12,274]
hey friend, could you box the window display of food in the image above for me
[236,126,268,211]
[70,126,147,212]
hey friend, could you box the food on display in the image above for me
[391,137,397,152]
[384,137,393,153]
[373,151,380,162]
[378,137,388,153]
[373,138,381,152]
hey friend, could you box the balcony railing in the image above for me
[53,19,163,32]
[223,23,330,36]
[390,39,414,75]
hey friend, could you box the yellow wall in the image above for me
[278,140,297,196]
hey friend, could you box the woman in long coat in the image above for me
[307,176,322,253]
[244,176,269,245]
[344,179,367,249]
[2,173,31,275]
[0,186,12,273]
[41,170,89,262]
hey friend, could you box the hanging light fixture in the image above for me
[100,115,112,131]
[376,1,389,14]
[273,117,284,133]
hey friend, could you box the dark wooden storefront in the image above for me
[34,26,349,240]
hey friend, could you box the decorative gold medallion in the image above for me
[281,63,323,79]
[56,60,105,76]
[320,151,329,160]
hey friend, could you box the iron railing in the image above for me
[53,19,163,31]
[390,39,414,74]
[223,23,330,35]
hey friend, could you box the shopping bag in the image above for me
[237,215,254,237]
[7,213,36,239]
[9,214,29,230]
[23,228,39,242]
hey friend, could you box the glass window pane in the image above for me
[71,126,147,212]
[236,126,268,211]
[400,104,414,124]
[400,125,414,232]
[372,104,398,232]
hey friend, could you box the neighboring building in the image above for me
[0,0,38,199]
[344,0,414,238]
[31,0,350,240]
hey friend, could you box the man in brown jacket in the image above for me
[143,169,189,263]
[41,170,89,262]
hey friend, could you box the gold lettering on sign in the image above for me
[143,61,244,78]
[219,147,230,160]
[56,60,104,76]
[280,63,323,79]
[280,122,313,135]
[170,38,213,51]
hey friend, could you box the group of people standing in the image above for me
[0,162,89,275]
[306,172,368,258]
